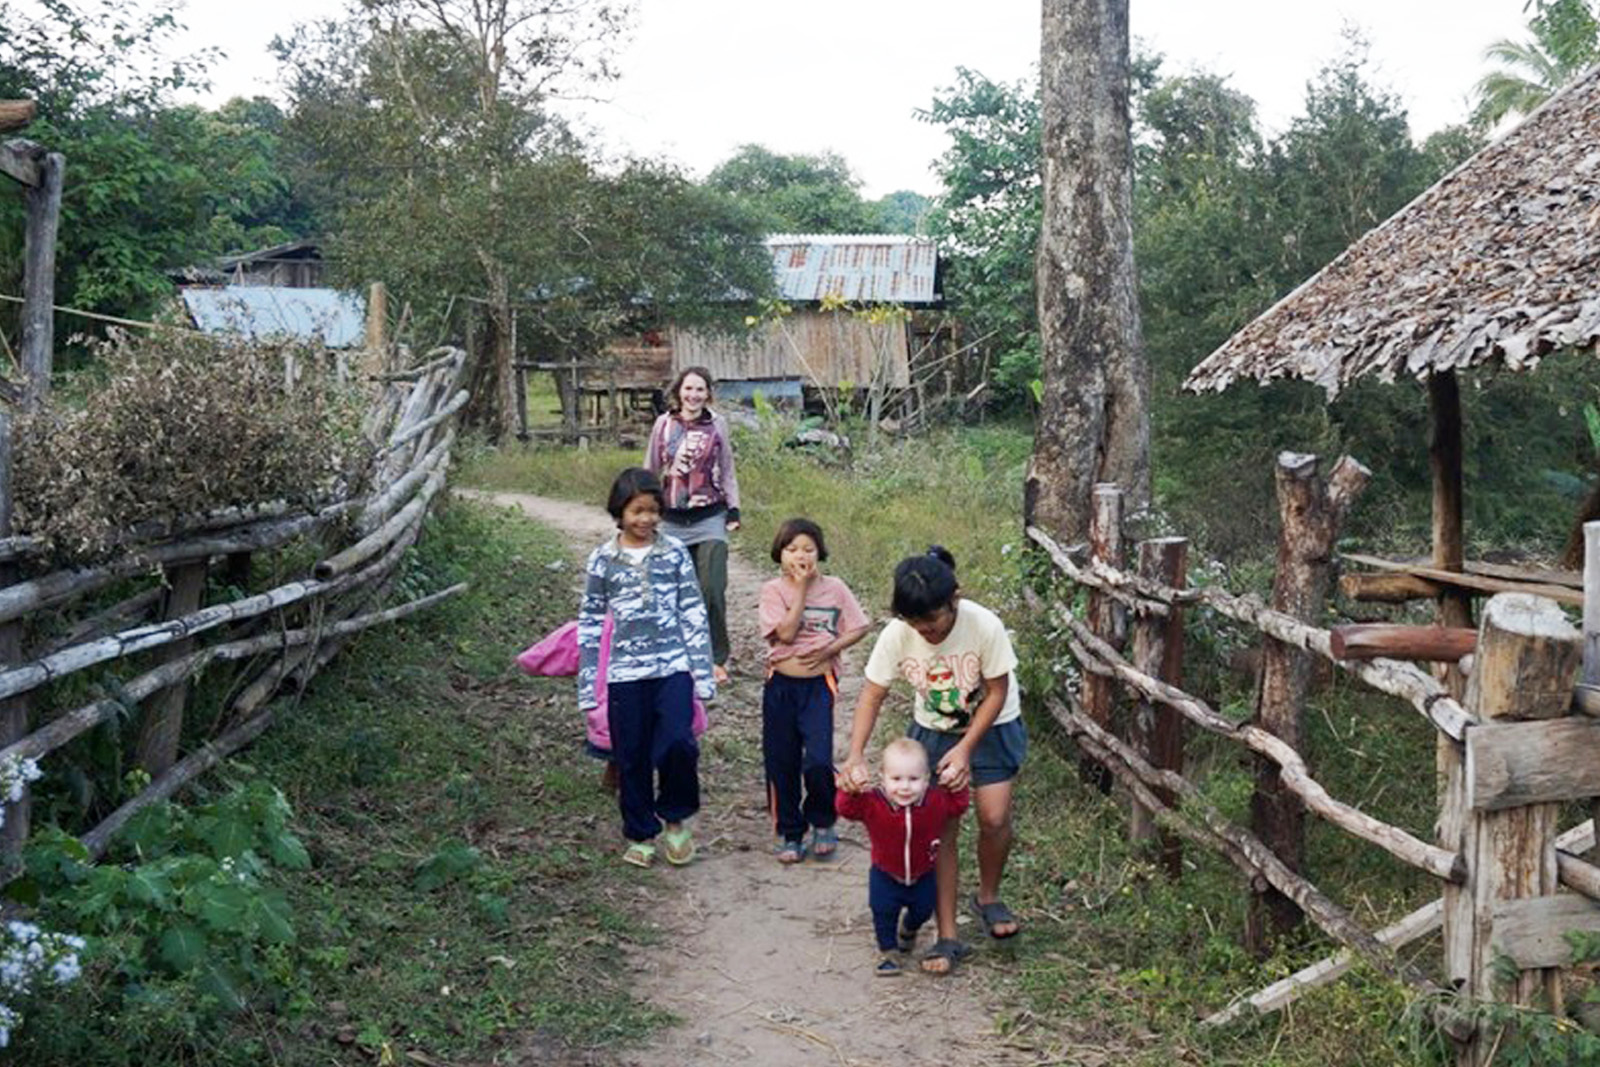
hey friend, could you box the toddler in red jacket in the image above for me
[836,737,969,975]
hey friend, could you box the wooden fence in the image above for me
[1030,451,1600,1064]
[0,347,470,871]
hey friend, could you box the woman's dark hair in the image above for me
[891,545,959,618]
[665,365,715,413]
[606,467,664,523]
[771,517,828,563]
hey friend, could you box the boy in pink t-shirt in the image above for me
[759,518,871,863]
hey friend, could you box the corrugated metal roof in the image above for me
[764,235,939,305]
[182,286,366,348]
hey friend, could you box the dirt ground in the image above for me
[466,491,1043,1067]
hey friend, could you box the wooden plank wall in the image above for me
[669,310,910,387]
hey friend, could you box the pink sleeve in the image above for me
[836,580,870,633]
[759,579,788,641]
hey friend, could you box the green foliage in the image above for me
[1474,0,1599,125]
[871,189,932,234]
[11,781,308,1049]
[276,11,772,361]
[706,144,883,233]
[14,328,370,563]
[0,1,313,323]
[918,67,1043,411]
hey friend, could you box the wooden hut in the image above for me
[1185,62,1600,625]
[666,234,941,402]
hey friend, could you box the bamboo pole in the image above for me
[316,462,447,579]
[0,584,467,769]
[1583,521,1600,861]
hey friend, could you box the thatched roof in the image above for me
[1185,64,1600,397]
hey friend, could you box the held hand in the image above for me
[937,747,972,791]
[839,757,871,793]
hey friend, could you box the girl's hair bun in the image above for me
[926,545,956,572]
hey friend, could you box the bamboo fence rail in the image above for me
[0,346,473,872]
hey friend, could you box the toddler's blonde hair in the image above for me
[881,737,929,774]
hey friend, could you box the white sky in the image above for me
[160,0,1535,198]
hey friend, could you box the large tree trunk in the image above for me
[1026,0,1150,543]
[463,261,517,443]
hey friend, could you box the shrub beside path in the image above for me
[464,491,1040,1067]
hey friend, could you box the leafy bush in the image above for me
[14,329,372,564]
[10,779,311,1055]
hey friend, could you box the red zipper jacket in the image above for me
[836,785,969,885]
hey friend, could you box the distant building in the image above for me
[607,235,943,403]
[181,286,365,349]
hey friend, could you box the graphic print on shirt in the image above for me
[800,604,841,638]
[668,428,716,507]
[898,651,986,732]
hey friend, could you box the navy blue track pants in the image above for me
[869,866,936,952]
[607,671,699,842]
[762,672,837,842]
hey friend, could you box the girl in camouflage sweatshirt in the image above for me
[578,468,716,869]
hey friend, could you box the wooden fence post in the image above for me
[1583,520,1600,862]
[1081,483,1124,793]
[0,143,61,859]
[1247,452,1370,954]
[1445,594,1581,1065]
[133,561,210,776]
[1129,536,1187,878]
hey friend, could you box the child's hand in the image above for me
[936,747,972,791]
[795,643,834,670]
[839,757,871,793]
[784,559,817,587]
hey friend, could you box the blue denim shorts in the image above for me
[907,718,1027,787]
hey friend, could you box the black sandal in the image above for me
[920,938,970,975]
[970,895,1021,940]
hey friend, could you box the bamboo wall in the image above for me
[669,310,911,388]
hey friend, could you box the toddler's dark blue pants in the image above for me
[762,672,836,842]
[869,866,936,952]
[607,671,698,842]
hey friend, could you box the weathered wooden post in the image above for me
[1080,483,1124,792]
[1128,535,1187,878]
[1584,520,1600,860]
[0,114,62,858]
[1247,452,1370,954]
[1444,594,1582,1065]
[133,562,209,776]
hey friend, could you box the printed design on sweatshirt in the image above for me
[898,651,985,730]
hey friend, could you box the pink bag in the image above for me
[516,616,708,754]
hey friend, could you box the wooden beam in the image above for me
[0,139,40,188]
[1330,624,1476,662]
[1492,895,1600,970]
[1467,718,1600,810]
[1344,552,1582,607]
[0,101,35,133]
[1340,570,1443,603]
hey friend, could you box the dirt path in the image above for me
[463,491,1039,1067]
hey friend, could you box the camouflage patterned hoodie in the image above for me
[576,533,715,710]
